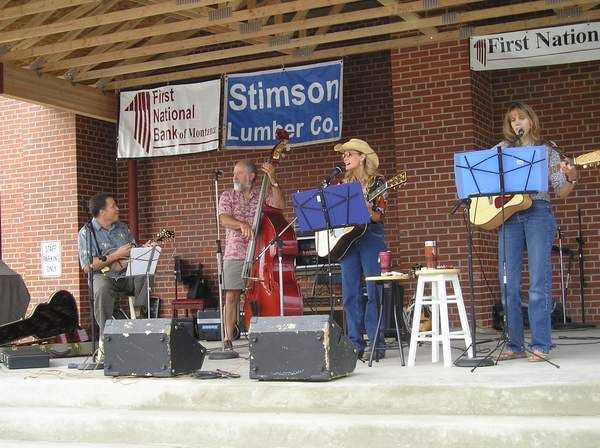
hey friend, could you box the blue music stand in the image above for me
[454,145,548,199]
[292,182,370,234]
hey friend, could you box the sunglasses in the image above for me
[342,151,359,159]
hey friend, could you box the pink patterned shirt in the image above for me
[219,186,273,260]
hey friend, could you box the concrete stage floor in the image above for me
[1,325,600,448]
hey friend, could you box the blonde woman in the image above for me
[497,102,577,362]
[334,138,388,360]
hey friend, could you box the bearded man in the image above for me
[218,160,284,349]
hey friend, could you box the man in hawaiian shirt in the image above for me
[218,160,284,349]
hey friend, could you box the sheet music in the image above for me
[126,246,161,276]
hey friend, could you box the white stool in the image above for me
[407,269,473,367]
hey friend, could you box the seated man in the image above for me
[77,193,151,358]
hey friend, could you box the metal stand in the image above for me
[209,170,238,360]
[366,276,406,366]
[251,218,297,318]
[316,182,338,323]
[69,220,103,370]
[553,210,594,330]
[144,246,157,319]
[453,200,494,368]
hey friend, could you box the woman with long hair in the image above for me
[333,138,388,360]
[497,102,577,362]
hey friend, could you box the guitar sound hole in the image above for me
[494,195,514,208]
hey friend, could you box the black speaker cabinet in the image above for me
[103,318,206,377]
[249,315,357,381]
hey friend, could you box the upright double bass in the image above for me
[241,129,303,331]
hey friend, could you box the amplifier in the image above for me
[196,309,221,341]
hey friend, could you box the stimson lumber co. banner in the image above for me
[118,80,220,158]
[471,22,600,71]
[223,60,343,149]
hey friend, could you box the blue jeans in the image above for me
[498,200,556,354]
[340,223,387,351]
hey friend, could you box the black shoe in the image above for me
[365,346,386,360]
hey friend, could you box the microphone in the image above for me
[511,128,524,145]
[214,169,224,180]
[321,165,344,186]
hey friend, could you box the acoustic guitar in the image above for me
[469,150,600,231]
[315,172,407,261]
[101,228,175,274]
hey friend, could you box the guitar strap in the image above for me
[88,221,104,258]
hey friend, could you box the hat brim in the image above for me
[334,139,379,169]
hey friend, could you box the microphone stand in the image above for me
[69,220,104,370]
[318,179,337,324]
[576,208,587,323]
[453,199,494,368]
[209,170,239,360]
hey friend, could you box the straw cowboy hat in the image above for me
[334,138,379,170]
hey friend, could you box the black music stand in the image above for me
[292,182,371,354]
[452,145,551,368]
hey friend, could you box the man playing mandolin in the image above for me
[77,193,151,357]
[218,160,285,350]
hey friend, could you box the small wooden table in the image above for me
[365,274,412,367]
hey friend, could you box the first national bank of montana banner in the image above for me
[118,79,220,158]
[471,22,600,71]
[223,60,343,149]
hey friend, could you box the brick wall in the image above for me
[391,41,488,323]
[0,97,81,315]
[75,115,119,329]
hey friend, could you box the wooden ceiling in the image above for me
[0,0,599,122]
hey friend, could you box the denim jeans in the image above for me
[340,223,387,351]
[498,200,556,354]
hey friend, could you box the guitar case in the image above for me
[0,290,78,346]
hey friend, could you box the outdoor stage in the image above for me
[1,327,600,448]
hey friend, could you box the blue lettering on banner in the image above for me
[223,60,343,148]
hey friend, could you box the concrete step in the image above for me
[0,441,187,448]
[2,375,600,417]
[1,407,599,448]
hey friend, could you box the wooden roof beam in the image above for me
[0,0,460,61]
[108,8,600,90]
[40,1,478,72]
[76,0,596,82]
[0,0,98,21]
[0,63,116,122]
[0,0,230,44]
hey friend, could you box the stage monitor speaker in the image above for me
[249,315,357,381]
[104,318,206,377]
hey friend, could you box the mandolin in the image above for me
[101,228,175,274]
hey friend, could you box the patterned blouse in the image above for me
[498,140,569,201]
[218,186,273,260]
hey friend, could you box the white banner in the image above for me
[471,22,600,71]
[118,80,221,158]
